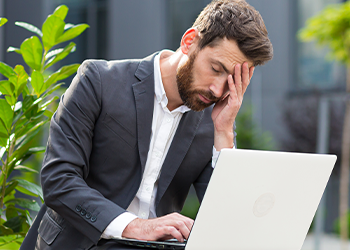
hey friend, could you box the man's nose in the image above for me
[209,80,229,99]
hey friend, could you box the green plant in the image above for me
[0,6,88,248]
[298,2,350,65]
[235,105,275,150]
[298,2,350,244]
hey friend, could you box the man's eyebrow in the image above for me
[213,60,233,75]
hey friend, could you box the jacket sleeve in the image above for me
[41,60,125,244]
[193,161,213,203]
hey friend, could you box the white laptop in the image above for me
[114,149,337,250]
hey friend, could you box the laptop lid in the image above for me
[185,149,336,250]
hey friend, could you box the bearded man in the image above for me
[33,0,273,249]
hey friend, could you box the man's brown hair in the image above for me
[193,0,273,66]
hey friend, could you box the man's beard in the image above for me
[176,51,220,112]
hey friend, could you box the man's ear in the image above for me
[180,28,199,55]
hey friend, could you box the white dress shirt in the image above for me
[101,51,221,239]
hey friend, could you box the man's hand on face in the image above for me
[211,62,254,151]
[121,213,194,242]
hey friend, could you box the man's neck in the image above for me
[159,50,185,111]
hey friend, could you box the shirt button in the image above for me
[146,187,151,192]
[141,212,147,218]
[166,118,172,123]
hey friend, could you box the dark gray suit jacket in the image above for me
[36,53,214,250]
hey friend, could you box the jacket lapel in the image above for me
[132,53,158,173]
[155,110,204,207]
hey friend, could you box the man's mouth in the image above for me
[198,94,213,104]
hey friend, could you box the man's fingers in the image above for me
[227,74,237,99]
[158,226,184,242]
[174,220,191,239]
[241,62,250,94]
[122,213,195,242]
[233,64,242,98]
[170,213,193,238]
[249,66,255,81]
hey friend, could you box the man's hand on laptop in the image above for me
[122,212,193,242]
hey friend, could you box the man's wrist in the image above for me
[101,212,138,239]
[214,130,234,151]
[122,218,145,239]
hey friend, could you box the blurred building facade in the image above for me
[0,0,348,234]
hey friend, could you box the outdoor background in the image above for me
[0,0,348,249]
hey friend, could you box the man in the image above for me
[34,0,273,249]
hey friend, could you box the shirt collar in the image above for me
[154,50,191,114]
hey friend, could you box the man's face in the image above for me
[176,38,253,112]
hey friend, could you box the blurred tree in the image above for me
[299,1,350,247]
[235,106,275,150]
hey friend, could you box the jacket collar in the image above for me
[132,52,205,201]
[132,52,158,173]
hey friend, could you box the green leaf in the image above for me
[27,146,46,154]
[5,205,19,220]
[43,109,54,119]
[42,83,63,99]
[43,72,59,90]
[64,23,74,30]
[44,42,76,70]
[9,65,29,97]
[44,64,79,89]
[14,179,43,201]
[23,103,39,120]
[3,189,15,204]
[22,95,35,112]
[22,85,30,97]
[5,198,40,212]
[5,95,16,106]
[0,18,7,27]
[39,96,58,110]
[0,146,5,158]
[0,225,14,236]
[0,99,14,133]
[13,121,46,161]
[7,47,21,54]
[22,209,33,226]
[56,64,80,81]
[0,136,7,148]
[13,165,38,174]
[0,62,15,78]
[56,24,89,44]
[4,181,18,197]
[14,101,22,112]
[53,5,69,21]
[41,15,65,51]
[0,235,23,246]
[3,215,27,233]
[0,80,15,96]
[20,36,43,71]
[45,48,64,60]
[31,70,44,96]
[15,21,43,37]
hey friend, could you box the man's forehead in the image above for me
[202,38,253,70]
